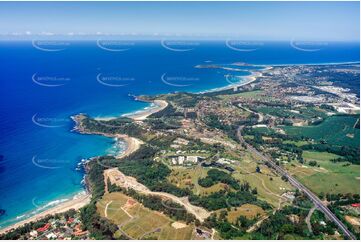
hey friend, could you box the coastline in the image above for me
[93,99,168,122]
[199,61,359,94]
[0,193,91,234]
[115,134,143,159]
[3,60,356,234]
[0,68,262,233]
[72,115,145,160]
[197,67,271,94]
[0,118,144,233]
[123,99,168,121]
[256,60,360,67]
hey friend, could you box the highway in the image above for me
[237,126,356,240]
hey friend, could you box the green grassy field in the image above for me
[286,151,360,195]
[232,152,293,207]
[256,106,292,118]
[168,166,226,196]
[283,140,313,147]
[168,151,292,208]
[217,204,266,223]
[282,115,360,147]
[253,126,276,135]
[97,192,197,240]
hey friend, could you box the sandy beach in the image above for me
[0,116,145,234]
[1,67,262,234]
[0,193,91,234]
[93,100,168,122]
[228,66,272,89]
[124,99,168,121]
[239,71,263,84]
[72,120,143,161]
[115,134,143,159]
[197,68,268,94]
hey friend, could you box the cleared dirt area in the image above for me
[104,168,211,222]
[227,204,266,222]
[171,221,187,229]
[97,192,197,240]
[345,215,360,232]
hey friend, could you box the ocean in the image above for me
[0,40,359,228]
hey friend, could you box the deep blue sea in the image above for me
[0,40,359,228]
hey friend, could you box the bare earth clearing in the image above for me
[104,168,210,222]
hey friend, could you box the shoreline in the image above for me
[0,68,261,233]
[123,99,168,121]
[0,193,91,234]
[197,67,270,94]
[93,99,168,122]
[72,116,144,160]
[2,60,357,234]
[256,60,360,67]
[0,119,144,233]
[115,134,143,159]
[195,61,358,94]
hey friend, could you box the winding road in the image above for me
[306,206,316,233]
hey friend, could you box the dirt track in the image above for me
[104,168,210,222]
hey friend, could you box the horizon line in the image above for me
[0,38,360,43]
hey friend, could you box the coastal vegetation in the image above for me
[5,63,359,240]
[116,146,191,197]
[79,161,119,239]
[82,157,197,239]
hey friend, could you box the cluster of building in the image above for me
[331,101,360,114]
[170,155,204,166]
[170,138,189,149]
[196,100,248,126]
[261,65,360,114]
[215,158,237,165]
[27,214,88,240]
[201,159,236,173]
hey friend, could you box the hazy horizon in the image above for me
[0,1,359,41]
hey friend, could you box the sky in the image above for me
[0,1,359,41]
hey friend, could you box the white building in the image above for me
[178,156,185,165]
[186,156,199,163]
[46,233,57,239]
[217,158,235,164]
